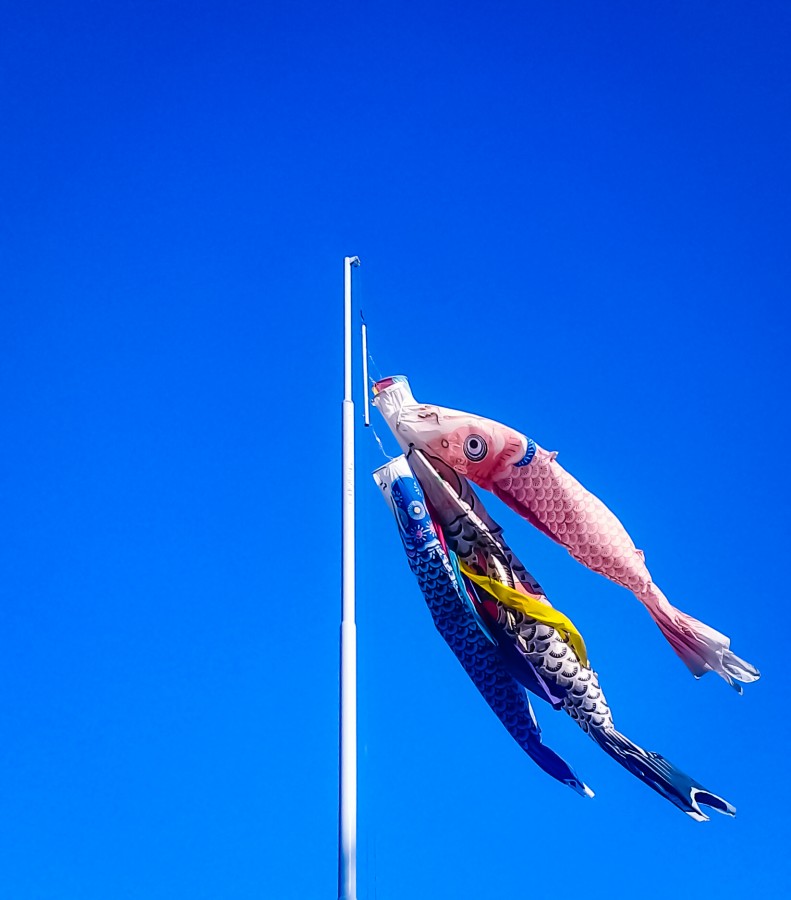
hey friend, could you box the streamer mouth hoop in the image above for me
[372,375,409,396]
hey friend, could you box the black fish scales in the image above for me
[403,540,542,751]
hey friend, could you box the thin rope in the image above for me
[370,426,394,460]
[367,352,383,381]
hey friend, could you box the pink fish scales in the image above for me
[373,376,760,692]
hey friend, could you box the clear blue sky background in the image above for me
[1,2,789,897]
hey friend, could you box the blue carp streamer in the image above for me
[374,456,591,797]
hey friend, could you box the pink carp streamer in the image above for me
[373,376,759,692]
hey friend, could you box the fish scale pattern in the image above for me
[410,454,736,820]
[379,467,589,795]
[372,377,758,690]
[494,445,650,593]
[424,460,614,731]
[497,610,612,732]
[493,444,760,688]
[406,543,542,747]
[373,381,747,818]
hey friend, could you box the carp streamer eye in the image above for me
[408,501,425,519]
[463,434,488,461]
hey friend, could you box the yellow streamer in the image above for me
[459,563,589,667]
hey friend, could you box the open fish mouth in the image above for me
[372,375,409,396]
[687,789,737,822]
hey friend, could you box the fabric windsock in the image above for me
[407,447,736,821]
[372,376,759,692]
[373,454,591,797]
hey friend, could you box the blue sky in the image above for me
[1,2,789,897]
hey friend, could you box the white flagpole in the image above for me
[340,255,360,900]
[361,319,370,427]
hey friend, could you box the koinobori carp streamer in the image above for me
[373,375,759,693]
[373,455,591,797]
[402,447,735,820]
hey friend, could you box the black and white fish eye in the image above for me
[463,434,488,462]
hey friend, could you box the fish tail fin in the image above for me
[640,585,760,692]
[502,700,593,798]
[590,727,735,821]
[518,726,595,799]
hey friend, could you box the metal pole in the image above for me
[340,255,360,900]
[361,320,370,427]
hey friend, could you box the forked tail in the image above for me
[590,727,735,821]
[516,725,595,800]
[639,585,760,692]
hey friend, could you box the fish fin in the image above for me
[518,720,593,798]
[590,728,735,821]
[641,586,760,689]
